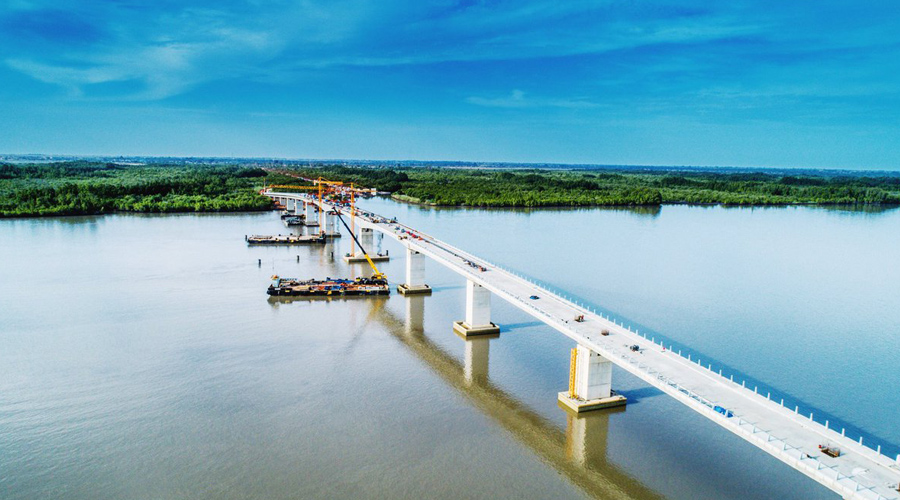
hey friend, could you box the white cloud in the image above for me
[466,89,599,109]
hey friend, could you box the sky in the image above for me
[1,1,899,169]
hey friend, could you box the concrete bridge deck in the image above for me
[265,190,900,500]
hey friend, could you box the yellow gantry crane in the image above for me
[266,184,318,191]
[266,184,321,229]
[269,176,386,281]
[267,182,339,236]
[311,178,344,235]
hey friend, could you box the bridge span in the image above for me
[266,190,900,500]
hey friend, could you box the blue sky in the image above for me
[1,1,899,169]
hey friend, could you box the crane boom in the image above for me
[333,210,385,280]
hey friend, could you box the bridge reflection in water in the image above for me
[383,295,661,500]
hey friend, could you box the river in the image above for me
[1,200,898,499]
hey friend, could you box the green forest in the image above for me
[0,162,274,217]
[3,161,900,217]
[285,165,900,207]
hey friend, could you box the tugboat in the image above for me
[283,216,304,226]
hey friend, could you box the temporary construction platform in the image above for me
[246,234,325,245]
[267,276,389,296]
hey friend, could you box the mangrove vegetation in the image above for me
[3,161,899,217]
[283,165,900,207]
[0,162,273,217]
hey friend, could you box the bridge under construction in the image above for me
[263,185,900,500]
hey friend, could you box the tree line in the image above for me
[277,165,900,207]
[4,161,898,216]
[0,162,273,217]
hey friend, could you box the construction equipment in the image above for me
[348,183,361,256]
[268,182,340,236]
[314,177,344,188]
[308,179,343,235]
[267,275,389,297]
[261,178,389,297]
[334,210,386,282]
[246,234,325,245]
[569,348,578,399]
[267,184,319,191]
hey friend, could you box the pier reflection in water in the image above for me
[463,335,491,385]
[371,294,662,500]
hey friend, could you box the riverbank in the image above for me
[5,161,900,217]
[284,165,900,208]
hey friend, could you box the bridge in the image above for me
[265,190,900,500]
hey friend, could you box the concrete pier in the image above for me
[558,345,626,413]
[360,227,374,248]
[344,228,388,262]
[398,247,431,295]
[304,202,319,227]
[322,212,341,238]
[344,253,390,263]
[453,279,499,336]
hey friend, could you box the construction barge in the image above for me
[265,200,391,298]
[268,276,389,296]
[246,234,325,245]
[280,210,304,220]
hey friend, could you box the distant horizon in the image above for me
[2,3,900,170]
[3,152,900,175]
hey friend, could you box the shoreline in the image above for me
[389,193,900,210]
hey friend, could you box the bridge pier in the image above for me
[344,228,388,263]
[321,211,341,238]
[360,227,374,248]
[558,345,626,413]
[293,199,302,215]
[398,247,431,295]
[304,202,319,227]
[453,280,499,336]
